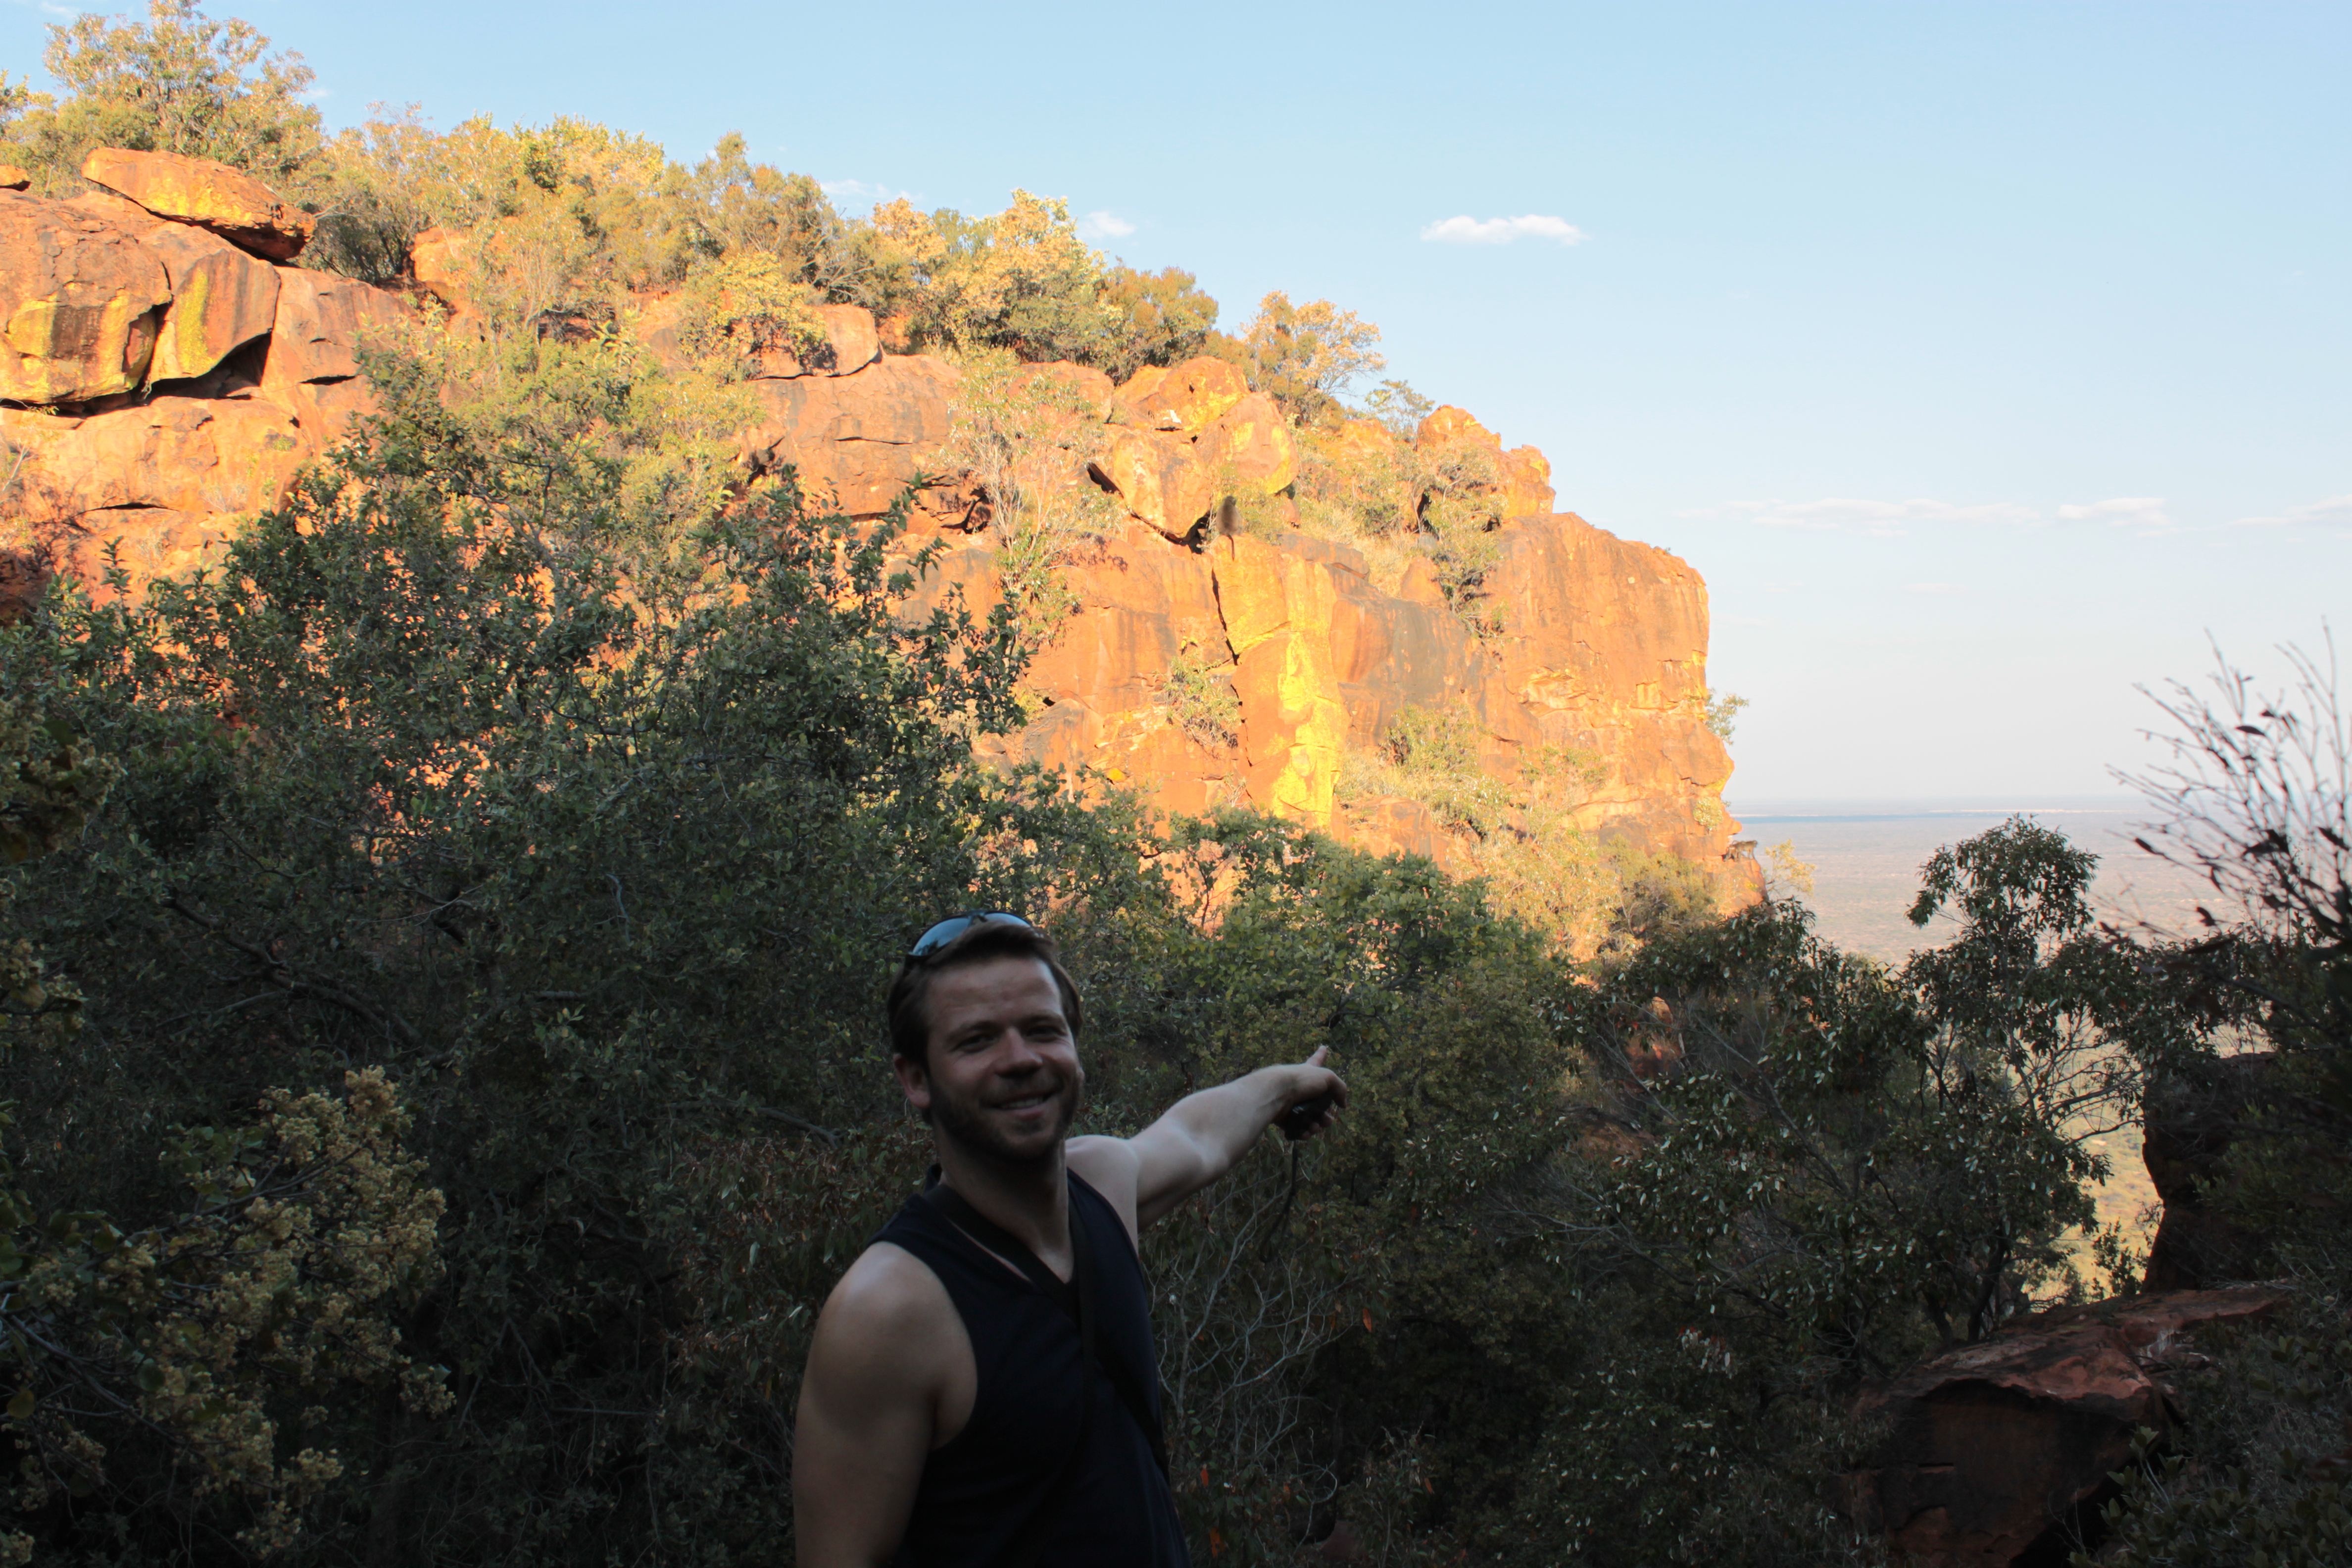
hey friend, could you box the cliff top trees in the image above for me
[0,0,324,195]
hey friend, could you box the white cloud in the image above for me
[1420,214,1586,246]
[821,178,915,213]
[1077,210,1135,242]
[2229,493,2352,530]
[2056,496,2174,532]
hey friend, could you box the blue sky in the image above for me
[7,0,2346,801]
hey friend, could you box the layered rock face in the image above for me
[1,148,1746,882]
[1,151,397,589]
[897,511,1734,869]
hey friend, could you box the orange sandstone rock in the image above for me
[123,217,280,384]
[1500,444,1555,518]
[14,395,306,518]
[1485,513,1732,860]
[1413,404,1499,451]
[259,269,410,390]
[742,353,962,516]
[0,191,169,404]
[1113,355,1247,431]
[1847,1287,2286,1567]
[80,147,312,261]
[1091,389,1297,540]
[0,167,28,192]
[1213,534,1352,825]
[409,227,472,311]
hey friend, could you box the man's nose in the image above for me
[993,1029,1049,1071]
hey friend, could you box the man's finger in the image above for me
[1305,1045,1328,1067]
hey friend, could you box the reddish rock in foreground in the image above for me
[1845,1287,2286,1566]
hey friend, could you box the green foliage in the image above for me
[675,249,828,368]
[1703,689,1748,742]
[1237,291,1386,424]
[869,190,1121,361]
[938,347,1122,645]
[2083,1299,2352,1568]
[1359,379,1435,440]
[1372,701,1515,837]
[0,310,1058,1557]
[0,0,324,196]
[1160,625,1239,748]
[0,1072,447,1559]
[1907,817,2204,1149]
[1096,265,1222,383]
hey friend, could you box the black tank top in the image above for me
[873,1172,1192,1568]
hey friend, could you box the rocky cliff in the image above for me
[0,147,1749,899]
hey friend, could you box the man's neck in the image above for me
[934,1137,1073,1277]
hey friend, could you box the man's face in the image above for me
[893,954,1082,1168]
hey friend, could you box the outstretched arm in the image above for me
[1071,1048,1347,1235]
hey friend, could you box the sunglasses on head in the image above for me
[905,911,1033,960]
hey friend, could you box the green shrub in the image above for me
[2083,1298,2352,1568]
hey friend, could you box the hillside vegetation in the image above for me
[2,8,2349,1567]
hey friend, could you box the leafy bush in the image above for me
[2084,1298,2352,1568]
[0,0,324,196]
[1235,291,1386,424]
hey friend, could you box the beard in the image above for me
[928,1067,1080,1169]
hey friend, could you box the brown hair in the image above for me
[886,919,1085,1067]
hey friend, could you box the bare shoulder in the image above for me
[1065,1135,1143,1241]
[808,1241,959,1388]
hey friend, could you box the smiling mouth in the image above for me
[995,1090,1056,1113]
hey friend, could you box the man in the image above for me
[793,913,1346,1568]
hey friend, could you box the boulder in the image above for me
[79,147,312,261]
[1414,404,1500,451]
[13,395,307,520]
[0,190,170,404]
[749,303,882,379]
[1845,1287,2285,1567]
[1092,392,1298,540]
[123,217,280,383]
[1114,355,1247,431]
[1202,391,1298,496]
[1500,444,1555,518]
[259,270,410,390]
[1092,427,1220,540]
[742,354,961,516]
[0,167,28,192]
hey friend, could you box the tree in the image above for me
[2079,634,2352,1567]
[0,0,324,195]
[1238,291,1386,424]
[869,191,1122,362]
[1095,265,1221,382]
